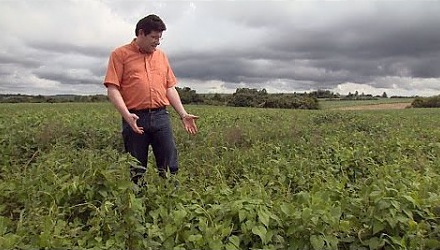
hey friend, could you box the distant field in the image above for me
[1,102,440,249]
[319,98,414,110]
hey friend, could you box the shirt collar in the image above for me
[131,39,143,53]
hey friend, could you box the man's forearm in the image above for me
[166,87,188,118]
[107,85,131,121]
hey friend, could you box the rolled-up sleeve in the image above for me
[164,55,177,88]
[104,51,123,88]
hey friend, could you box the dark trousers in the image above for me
[122,108,178,182]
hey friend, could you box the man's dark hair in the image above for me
[135,14,166,36]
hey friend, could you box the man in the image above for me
[103,14,198,185]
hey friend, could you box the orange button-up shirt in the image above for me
[104,40,177,110]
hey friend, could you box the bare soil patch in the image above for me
[334,102,412,111]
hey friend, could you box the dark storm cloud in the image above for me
[171,54,248,82]
[168,1,440,93]
[1,0,440,95]
[28,41,110,59]
[279,15,440,81]
[34,67,102,85]
[20,41,109,85]
[0,53,41,68]
[170,45,353,85]
[0,42,107,88]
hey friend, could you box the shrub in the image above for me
[411,95,440,108]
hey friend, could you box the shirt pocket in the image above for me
[150,63,166,84]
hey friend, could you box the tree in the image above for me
[176,87,203,104]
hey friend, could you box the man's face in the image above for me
[137,30,162,54]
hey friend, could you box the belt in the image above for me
[129,107,166,113]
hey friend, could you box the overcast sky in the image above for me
[1,0,440,96]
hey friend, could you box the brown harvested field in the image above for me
[333,102,412,110]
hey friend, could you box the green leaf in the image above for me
[302,208,312,221]
[258,208,270,227]
[386,235,405,247]
[367,237,384,250]
[424,239,440,248]
[105,238,115,248]
[228,235,240,248]
[0,216,11,235]
[164,224,177,237]
[239,210,246,222]
[330,206,342,219]
[377,200,391,210]
[326,235,339,249]
[373,221,385,234]
[117,180,133,190]
[188,234,202,243]
[369,191,382,199]
[208,239,223,249]
[174,209,187,222]
[225,243,239,250]
[280,203,293,216]
[310,235,325,250]
[402,195,416,205]
[252,225,267,244]
[339,220,350,232]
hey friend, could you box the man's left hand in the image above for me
[181,114,199,134]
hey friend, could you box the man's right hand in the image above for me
[126,113,144,134]
[107,85,144,134]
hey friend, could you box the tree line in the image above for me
[2,88,439,109]
[0,88,320,110]
[0,94,108,103]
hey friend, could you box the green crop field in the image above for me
[318,98,414,110]
[1,102,440,249]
